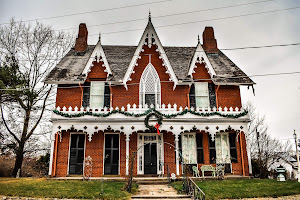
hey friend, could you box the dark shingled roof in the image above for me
[208,50,254,85]
[44,45,95,83]
[164,46,196,80]
[102,45,136,81]
[44,45,254,85]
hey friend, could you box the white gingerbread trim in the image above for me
[123,19,178,90]
[82,41,112,77]
[188,43,216,78]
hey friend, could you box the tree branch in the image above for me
[0,104,20,143]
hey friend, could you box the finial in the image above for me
[98,32,101,44]
[149,10,151,22]
[198,34,200,44]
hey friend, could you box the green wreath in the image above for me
[144,112,162,131]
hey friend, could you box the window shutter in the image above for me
[208,83,216,108]
[104,83,110,108]
[189,84,196,108]
[82,82,90,108]
[196,133,204,164]
[229,133,238,163]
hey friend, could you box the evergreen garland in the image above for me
[53,108,248,119]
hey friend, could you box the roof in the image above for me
[44,45,254,85]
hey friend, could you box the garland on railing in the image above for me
[53,108,248,119]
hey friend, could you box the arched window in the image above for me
[139,63,161,107]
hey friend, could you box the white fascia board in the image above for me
[82,41,112,77]
[122,21,178,90]
[188,43,216,78]
[44,80,85,85]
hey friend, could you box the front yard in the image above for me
[172,179,300,199]
[0,178,137,200]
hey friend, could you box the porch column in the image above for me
[175,134,180,175]
[125,134,130,175]
[48,132,56,176]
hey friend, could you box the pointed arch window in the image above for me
[139,63,161,107]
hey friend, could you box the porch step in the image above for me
[135,180,169,185]
[131,184,191,200]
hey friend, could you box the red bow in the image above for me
[154,123,160,135]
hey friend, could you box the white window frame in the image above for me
[139,63,161,107]
[195,82,210,108]
[181,132,197,164]
[90,81,105,108]
[103,132,120,175]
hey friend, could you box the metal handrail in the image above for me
[183,176,205,200]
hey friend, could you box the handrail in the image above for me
[183,176,205,200]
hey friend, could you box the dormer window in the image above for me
[82,81,110,108]
[139,63,161,107]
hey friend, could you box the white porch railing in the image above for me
[54,103,244,115]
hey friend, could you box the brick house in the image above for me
[44,16,254,177]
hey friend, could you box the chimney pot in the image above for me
[202,27,218,53]
[75,23,88,53]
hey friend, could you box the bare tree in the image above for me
[246,103,291,178]
[0,19,73,177]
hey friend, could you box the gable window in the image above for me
[182,133,197,164]
[82,81,110,108]
[139,63,161,107]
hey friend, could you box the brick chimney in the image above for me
[202,27,218,53]
[75,23,88,52]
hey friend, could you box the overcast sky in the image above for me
[1,0,299,143]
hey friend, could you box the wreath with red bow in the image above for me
[144,112,162,134]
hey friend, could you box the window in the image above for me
[139,64,161,107]
[69,134,85,175]
[182,133,197,164]
[195,82,209,107]
[229,133,238,163]
[82,81,110,108]
[215,133,231,163]
[196,133,204,164]
[209,135,216,164]
[90,81,104,108]
[189,82,212,108]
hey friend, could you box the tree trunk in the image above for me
[12,142,25,177]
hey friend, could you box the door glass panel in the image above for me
[104,134,119,175]
[69,134,85,175]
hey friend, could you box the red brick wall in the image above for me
[120,133,126,176]
[86,61,107,81]
[85,131,104,177]
[53,130,70,177]
[56,86,82,108]
[192,63,213,83]
[163,132,176,174]
[217,85,242,109]
[129,132,138,175]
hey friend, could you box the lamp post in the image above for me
[293,130,300,183]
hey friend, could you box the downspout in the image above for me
[53,133,59,177]
[240,132,245,176]
[79,83,83,107]
[215,84,220,108]
[187,84,191,108]
[109,83,113,108]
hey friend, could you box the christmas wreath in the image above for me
[144,112,162,131]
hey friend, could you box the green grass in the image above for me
[172,179,300,200]
[0,178,137,200]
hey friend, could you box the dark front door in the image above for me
[144,143,157,174]
[69,134,85,175]
[104,134,119,175]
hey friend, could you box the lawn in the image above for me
[0,178,137,200]
[172,179,300,200]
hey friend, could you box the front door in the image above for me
[104,134,119,175]
[144,143,157,174]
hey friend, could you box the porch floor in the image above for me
[50,175,252,181]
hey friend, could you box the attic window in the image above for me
[139,63,161,107]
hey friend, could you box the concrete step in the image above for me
[131,195,192,199]
[136,180,170,185]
